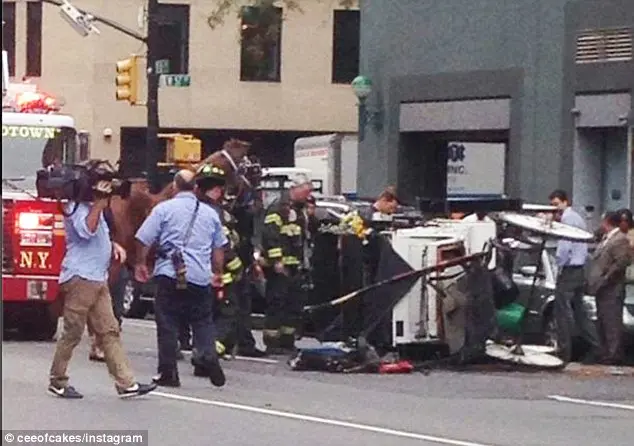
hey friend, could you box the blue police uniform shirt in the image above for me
[59,202,112,284]
[556,206,588,268]
[135,191,228,287]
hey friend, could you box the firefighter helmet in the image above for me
[195,163,227,190]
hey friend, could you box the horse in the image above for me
[107,138,260,275]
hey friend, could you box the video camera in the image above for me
[35,159,131,202]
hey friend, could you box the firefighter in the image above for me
[357,186,400,352]
[260,174,313,353]
[196,164,246,357]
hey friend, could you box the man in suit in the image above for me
[587,211,632,365]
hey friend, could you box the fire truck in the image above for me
[2,72,85,339]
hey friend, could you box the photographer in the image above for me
[48,178,157,400]
[134,169,227,388]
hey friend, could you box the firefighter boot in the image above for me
[279,326,297,353]
[152,366,181,388]
[192,342,225,376]
[263,329,286,355]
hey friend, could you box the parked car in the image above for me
[509,241,633,350]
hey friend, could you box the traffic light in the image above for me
[115,55,139,104]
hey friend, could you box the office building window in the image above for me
[2,1,16,77]
[26,1,43,77]
[155,4,190,74]
[240,6,282,82]
[332,10,359,84]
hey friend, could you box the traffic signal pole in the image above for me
[40,0,160,185]
[145,0,160,188]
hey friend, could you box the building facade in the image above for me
[2,0,360,170]
[359,0,633,219]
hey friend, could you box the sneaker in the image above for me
[48,384,83,399]
[117,382,157,398]
[208,358,226,387]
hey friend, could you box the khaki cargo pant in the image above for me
[49,277,135,390]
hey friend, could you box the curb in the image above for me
[564,363,634,378]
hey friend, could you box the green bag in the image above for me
[496,302,526,332]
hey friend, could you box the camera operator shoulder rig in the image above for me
[36,159,131,216]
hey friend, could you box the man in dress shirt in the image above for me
[549,189,601,363]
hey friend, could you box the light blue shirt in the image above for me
[556,206,588,268]
[59,202,112,284]
[135,191,227,287]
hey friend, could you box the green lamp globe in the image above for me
[351,75,372,99]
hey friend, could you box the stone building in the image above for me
[3,0,360,170]
[358,0,633,217]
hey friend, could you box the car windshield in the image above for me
[2,124,77,191]
[511,246,557,274]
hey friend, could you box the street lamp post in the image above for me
[351,75,382,142]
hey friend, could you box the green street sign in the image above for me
[160,74,191,87]
[155,59,170,75]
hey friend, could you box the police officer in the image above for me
[260,174,312,353]
[134,169,227,388]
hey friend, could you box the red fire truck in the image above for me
[2,83,84,340]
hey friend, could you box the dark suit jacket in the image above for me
[586,230,632,298]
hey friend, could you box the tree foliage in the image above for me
[207,0,356,30]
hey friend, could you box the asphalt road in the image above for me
[3,320,633,446]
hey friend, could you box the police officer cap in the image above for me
[195,163,227,188]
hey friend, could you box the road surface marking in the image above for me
[152,391,493,446]
[548,395,634,411]
[125,320,279,364]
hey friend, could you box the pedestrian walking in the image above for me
[587,211,632,365]
[48,178,156,399]
[134,169,227,387]
[548,189,602,363]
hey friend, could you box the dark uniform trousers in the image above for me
[154,275,218,374]
[263,266,304,350]
[235,274,257,350]
[213,259,242,354]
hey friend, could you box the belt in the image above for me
[562,265,584,269]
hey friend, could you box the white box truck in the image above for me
[294,134,358,197]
